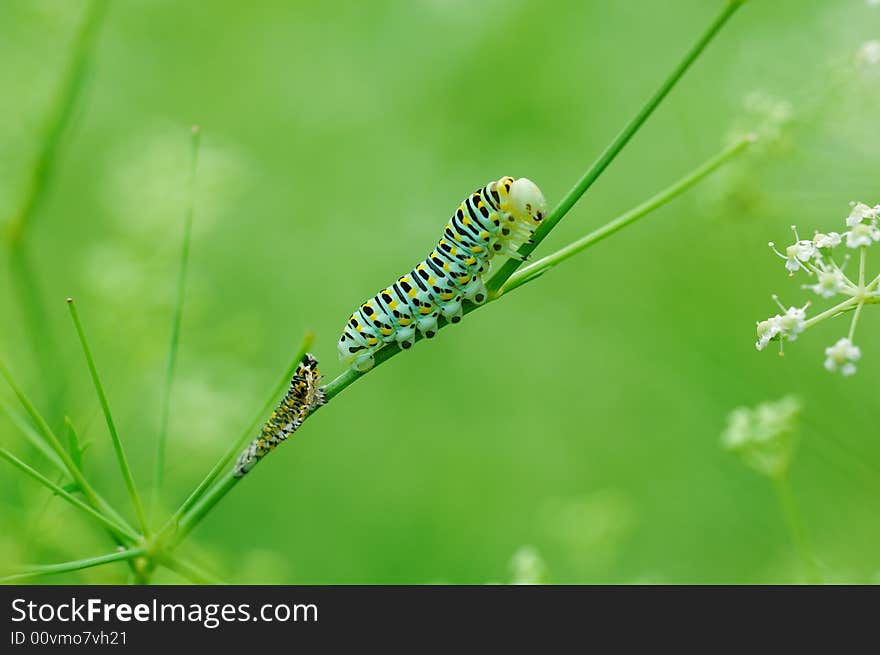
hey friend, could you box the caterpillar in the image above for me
[233,353,326,478]
[337,176,547,371]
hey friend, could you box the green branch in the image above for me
[0,547,145,584]
[172,471,237,546]
[5,0,109,244]
[501,135,756,295]
[0,396,66,471]
[67,299,149,536]
[321,136,752,402]
[154,125,202,513]
[486,0,745,294]
[172,127,754,541]
[0,357,127,528]
[0,447,138,543]
[159,331,315,539]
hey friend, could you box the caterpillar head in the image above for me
[508,177,547,226]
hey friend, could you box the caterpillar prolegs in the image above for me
[337,176,547,371]
[233,353,326,477]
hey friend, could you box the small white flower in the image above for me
[755,316,781,351]
[770,238,814,274]
[778,305,807,341]
[845,222,880,248]
[846,201,878,227]
[824,338,861,376]
[813,231,842,249]
[804,269,846,298]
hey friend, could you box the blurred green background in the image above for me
[1,0,878,584]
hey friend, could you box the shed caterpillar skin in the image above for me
[337,176,547,371]
[233,353,326,477]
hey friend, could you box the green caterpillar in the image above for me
[337,176,547,371]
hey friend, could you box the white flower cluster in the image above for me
[757,201,879,375]
[722,396,801,479]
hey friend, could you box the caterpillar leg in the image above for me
[353,351,376,372]
[440,300,463,324]
[416,314,439,338]
[395,326,416,350]
[463,278,488,305]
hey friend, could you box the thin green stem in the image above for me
[773,473,821,584]
[7,246,67,423]
[847,301,864,341]
[858,246,866,288]
[0,358,119,519]
[67,298,149,536]
[154,126,202,515]
[321,137,750,402]
[0,396,66,471]
[0,448,138,543]
[486,0,745,294]
[165,0,748,548]
[803,297,858,329]
[174,136,751,534]
[501,135,755,295]
[160,331,315,538]
[172,471,237,546]
[0,548,145,584]
[5,0,109,244]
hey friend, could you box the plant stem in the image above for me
[0,447,138,542]
[5,0,109,244]
[160,332,315,538]
[6,245,67,424]
[803,297,858,329]
[321,135,751,402]
[0,358,122,522]
[0,547,145,584]
[166,0,748,546]
[847,302,864,341]
[773,473,821,584]
[67,298,149,536]
[858,246,866,288]
[172,472,237,546]
[153,126,202,515]
[501,135,755,295]
[0,396,66,471]
[174,135,752,536]
[486,0,745,294]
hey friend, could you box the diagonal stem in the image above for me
[166,0,749,548]
[486,0,746,294]
[0,447,139,542]
[67,298,149,536]
[5,0,109,244]
[501,135,756,295]
[171,134,753,540]
[0,547,145,584]
[0,357,131,530]
[320,134,752,402]
[159,331,315,539]
[154,125,202,515]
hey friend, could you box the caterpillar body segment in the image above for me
[338,176,547,372]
